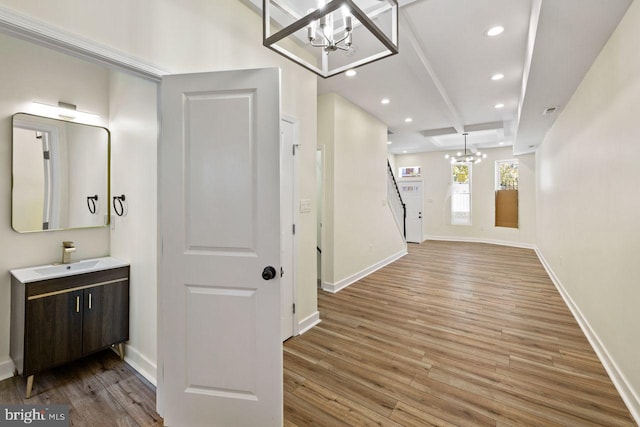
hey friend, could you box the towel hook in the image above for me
[86,195,98,214]
[113,194,126,217]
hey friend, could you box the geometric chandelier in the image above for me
[263,0,398,78]
[445,133,487,164]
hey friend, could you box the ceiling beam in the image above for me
[513,0,542,154]
[399,9,465,134]
[464,121,504,132]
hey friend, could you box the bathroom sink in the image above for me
[34,260,101,277]
[11,257,129,283]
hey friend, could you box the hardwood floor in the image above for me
[0,350,162,426]
[284,241,636,426]
[1,241,634,426]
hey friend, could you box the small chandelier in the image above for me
[263,0,399,78]
[445,133,487,164]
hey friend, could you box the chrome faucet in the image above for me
[62,241,76,264]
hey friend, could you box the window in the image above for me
[495,160,518,228]
[496,160,518,190]
[451,164,471,225]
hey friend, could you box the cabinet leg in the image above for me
[26,375,34,399]
[117,343,125,361]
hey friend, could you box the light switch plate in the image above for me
[299,199,312,213]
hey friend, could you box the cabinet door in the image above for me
[82,280,129,355]
[25,290,83,375]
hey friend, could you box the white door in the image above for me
[400,180,423,243]
[159,68,282,426]
[280,117,296,341]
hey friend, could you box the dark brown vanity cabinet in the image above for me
[11,266,129,397]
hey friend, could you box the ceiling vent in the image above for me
[543,106,559,116]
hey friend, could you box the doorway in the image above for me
[399,180,424,243]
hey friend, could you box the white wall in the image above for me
[319,93,406,292]
[395,147,537,247]
[108,70,159,383]
[0,0,318,367]
[536,0,640,417]
[0,33,110,379]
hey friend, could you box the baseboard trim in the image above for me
[297,311,321,335]
[122,344,157,387]
[0,358,15,381]
[424,235,537,250]
[322,249,407,294]
[535,248,640,425]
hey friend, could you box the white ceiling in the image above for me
[247,0,632,156]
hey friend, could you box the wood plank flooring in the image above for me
[284,241,636,426]
[1,241,635,426]
[0,350,162,426]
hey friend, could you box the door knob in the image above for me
[262,266,277,280]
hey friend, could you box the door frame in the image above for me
[316,146,325,289]
[281,114,298,338]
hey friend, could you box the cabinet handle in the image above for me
[88,293,92,310]
[76,296,80,313]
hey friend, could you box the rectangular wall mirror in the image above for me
[12,113,110,233]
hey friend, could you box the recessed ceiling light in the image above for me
[405,117,413,123]
[491,73,504,81]
[486,26,504,37]
[494,103,505,109]
[345,69,357,77]
[499,142,505,145]
[387,141,392,145]
[381,98,390,105]
[403,150,407,154]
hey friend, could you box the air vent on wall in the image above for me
[543,106,559,116]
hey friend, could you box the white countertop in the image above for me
[10,256,130,283]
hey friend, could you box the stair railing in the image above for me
[387,160,406,239]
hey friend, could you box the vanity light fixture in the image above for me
[263,0,399,78]
[30,101,100,124]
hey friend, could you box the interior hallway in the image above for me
[283,241,635,426]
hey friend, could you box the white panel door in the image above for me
[400,180,424,243]
[159,68,282,426]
